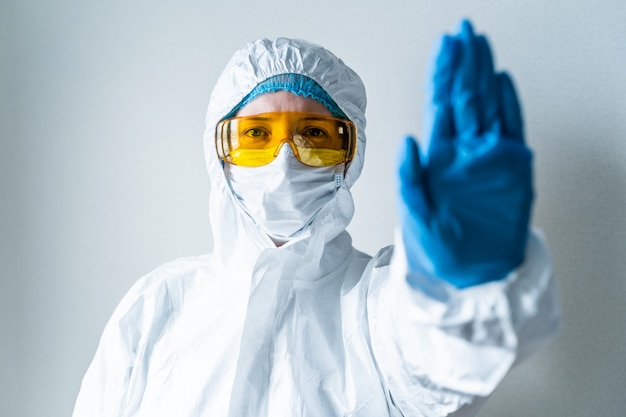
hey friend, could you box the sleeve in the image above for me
[366,229,561,416]
[72,272,175,417]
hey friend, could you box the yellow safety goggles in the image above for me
[216,112,357,167]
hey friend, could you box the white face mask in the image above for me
[224,147,344,244]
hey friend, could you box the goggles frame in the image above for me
[216,112,357,168]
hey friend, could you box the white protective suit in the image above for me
[73,38,561,417]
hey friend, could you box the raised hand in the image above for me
[398,20,534,288]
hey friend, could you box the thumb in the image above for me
[397,136,431,221]
[398,136,423,185]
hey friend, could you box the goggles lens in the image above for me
[216,112,357,167]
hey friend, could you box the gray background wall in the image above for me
[2,0,625,416]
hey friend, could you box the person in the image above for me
[73,20,560,417]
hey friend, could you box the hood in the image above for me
[202,38,368,270]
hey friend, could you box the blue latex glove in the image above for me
[398,20,534,289]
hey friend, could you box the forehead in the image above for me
[235,91,332,117]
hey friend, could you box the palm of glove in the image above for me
[399,21,534,288]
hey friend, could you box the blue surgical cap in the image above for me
[223,73,348,120]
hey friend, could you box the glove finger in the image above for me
[429,103,454,142]
[426,34,457,106]
[497,72,525,142]
[397,136,431,220]
[453,20,478,95]
[423,35,457,151]
[452,20,481,139]
[476,35,499,133]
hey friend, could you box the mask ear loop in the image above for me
[334,164,345,189]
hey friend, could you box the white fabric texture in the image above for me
[73,38,561,417]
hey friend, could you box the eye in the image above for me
[303,127,329,138]
[243,128,269,138]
